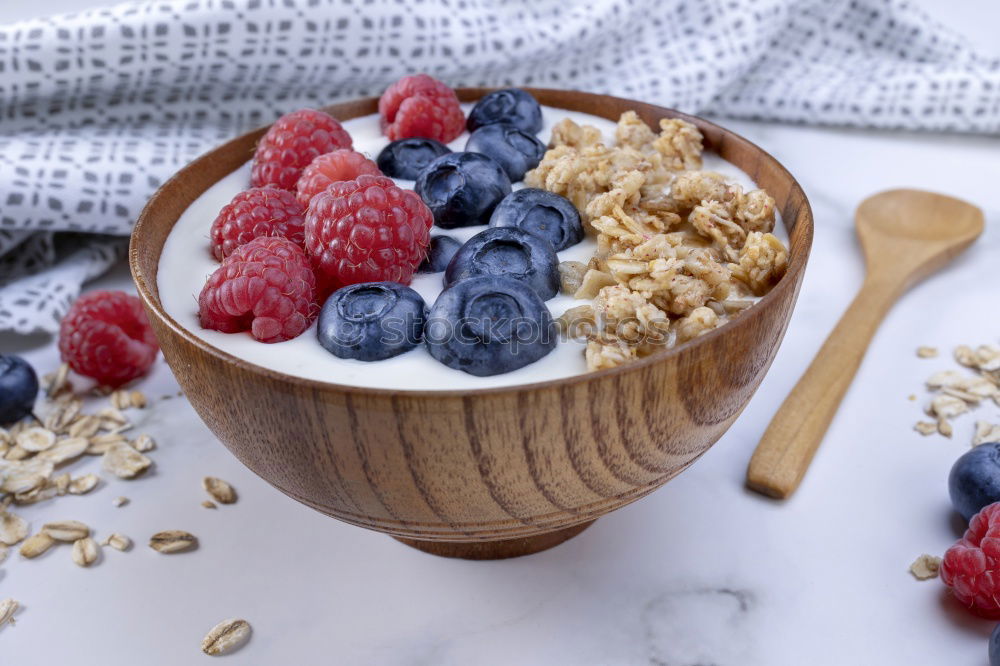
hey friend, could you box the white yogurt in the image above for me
[158,104,768,390]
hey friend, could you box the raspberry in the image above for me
[378,74,465,143]
[209,188,306,261]
[251,109,353,191]
[295,149,382,207]
[942,502,1000,618]
[198,237,317,343]
[58,291,159,388]
[304,174,433,291]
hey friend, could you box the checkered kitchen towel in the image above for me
[1,0,998,333]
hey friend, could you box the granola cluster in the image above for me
[531,112,789,371]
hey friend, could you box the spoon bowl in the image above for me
[857,189,986,291]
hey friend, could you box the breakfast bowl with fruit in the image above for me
[130,76,812,559]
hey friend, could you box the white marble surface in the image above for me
[1,113,998,665]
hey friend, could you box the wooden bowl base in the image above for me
[392,520,595,560]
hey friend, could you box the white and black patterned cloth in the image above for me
[1,0,998,333]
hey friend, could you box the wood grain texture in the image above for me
[130,89,814,558]
[747,189,983,499]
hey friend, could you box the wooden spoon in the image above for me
[746,189,984,499]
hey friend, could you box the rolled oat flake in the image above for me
[149,530,198,553]
[201,618,251,656]
[0,598,18,628]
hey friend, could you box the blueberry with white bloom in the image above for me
[318,282,426,362]
[444,227,559,301]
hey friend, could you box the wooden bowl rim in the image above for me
[130,87,813,398]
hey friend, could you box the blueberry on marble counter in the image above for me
[990,624,1000,666]
[415,152,512,228]
[465,123,545,181]
[417,235,463,274]
[425,276,556,376]
[376,138,451,180]
[0,354,38,424]
[467,88,543,134]
[317,282,426,362]
[950,442,1000,522]
[444,227,559,301]
[489,188,584,251]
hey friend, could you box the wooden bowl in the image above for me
[130,88,813,559]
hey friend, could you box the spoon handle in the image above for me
[746,274,901,499]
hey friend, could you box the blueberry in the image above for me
[376,138,452,180]
[425,276,556,376]
[467,88,543,134]
[991,624,1000,666]
[489,188,584,251]
[465,124,545,182]
[0,354,38,424]
[415,152,512,228]
[317,282,426,362]
[444,227,559,301]
[417,235,463,274]
[949,442,1000,521]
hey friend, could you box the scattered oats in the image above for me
[130,391,147,409]
[36,437,89,465]
[938,419,954,438]
[4,445,30,461]
[45,362,70,397]
[44,399,81,433]
[110,390,132,410]
[202,500,217,510]
[71,537,99,567]
[0,598,18,629]
[112,496,129,508]
[67,414,101,439]
[53,472,71,495]
[87,433,126,455]
[974,421,1000,447]
[68,474,100,495]
[0,459,52,494]
[102,533,131,551]
[130,434,156,453]
[149,530,197,554]
[0,510,28,545]
[909,554,942,580]
[201,618,251,656]
[15,427,56,453]
[102,442,152,479]
[19,532,56,559]
[928,395,968,420]
[41,520,90,542]
[926,370,966,389]
[942,386,984,404]
[916,346,938,358]
[96,407,129,428]
[954,344,976,367]
[908,394,917,401]
[13,483,58,506]
[914,421,937,436]
[0,428,9,447]
[203,477,237,505]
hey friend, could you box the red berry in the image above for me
[295,149,382,208]
[379,74,465,143]
[198,237,317,343]
[942,502,1000,618]
[251,109,353,190]
[58,291,159,388]
[210,188,306,261]
[304,174,433,291]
